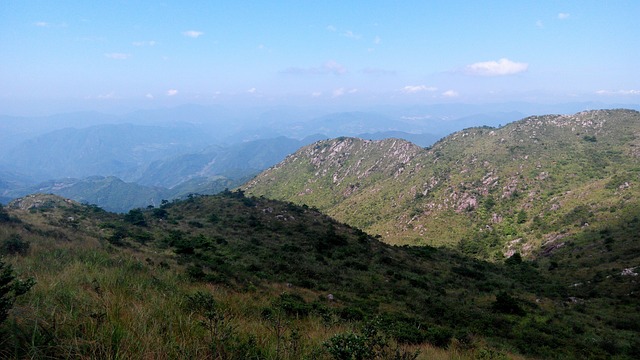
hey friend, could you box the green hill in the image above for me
[0,193,638,359]
[244,109,640,257]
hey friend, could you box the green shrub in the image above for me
[1,234,30,256]
[124,209,146,226]
[492,291,525,316]
[0,257,35,324]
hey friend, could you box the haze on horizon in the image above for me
[1,0,638,116]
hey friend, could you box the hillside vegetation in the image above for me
[244,109,640,258]
[0,193,637,358]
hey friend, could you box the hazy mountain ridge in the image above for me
[0,123,211,182]
[244,109,640,257]
[3,175,246,213]
[136,136,325,188]
[2,104,635,212]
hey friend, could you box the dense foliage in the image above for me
[0,191,637,358]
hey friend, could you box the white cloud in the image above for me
[596,89,640,95]
[558,13,570,20]
[34,21,49,27]
[145,93,154,99]
[104,53,131,60]
[282,60,347,76]
[166,89,178,96]
[96,92,116,99]
[327,25,337,32]
[536,20,544,28]
[465,58,528,76]
[247,87,257,94]
[183,30,204,38]
[401,85,437,94]
[442,90,459,97]
[133,40,157,47]
[332,88,358,97]
[343,30,361,40]
[373,36,381,45]
[323,60,347,75]
[311,91,322,98]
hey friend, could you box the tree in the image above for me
[492,291,525,316]
[0,257,35,324]
[124,209,147,226]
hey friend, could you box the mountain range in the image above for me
[244,109,640,257]
[1,107,640,358]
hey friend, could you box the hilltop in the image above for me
[244,109,640,257]
[1,193,638,358]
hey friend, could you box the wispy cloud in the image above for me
[332,88,345,97]
[343,30,361,40]
[332,88,357,98]
[464,58,528,76]
[282,60,347,76]
[596,89,640,95]
[442,90,459,97]
[34,21,67,28]
[132,40,157,47]
[535,20,544,28]
[324,60,347,75]
[247,87,257,94]
[557,13,570,20]
[363,67,396,76]
[183,30,204,38]
[145,93,154,99]
[311,91,322,98]
[97,92,116,99]
[401,85,437,94]
[326,25,337,32]
[104,53,131,60]
[166,89,178,96]
[373,36,381,45]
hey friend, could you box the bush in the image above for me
[124,209,147,226]
[276,292,311,317]
[1,257,35,324]
[0,205,10,223]
[425,325,453,348]
[492,291,525,316]
[1,234,30,256]
[325,321,386,360]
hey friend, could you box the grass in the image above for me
[1,191,639,359]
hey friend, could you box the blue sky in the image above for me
[1,0,638,115]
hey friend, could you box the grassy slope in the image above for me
[243,109,640,255]
[0,193,638,358]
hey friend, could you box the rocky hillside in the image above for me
[244,109,640,258]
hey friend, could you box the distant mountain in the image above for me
[245,109,640,259]
[0,123,210,182]
[135,136,326,188]
[4,175,249,213]
[6,176,167,212]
